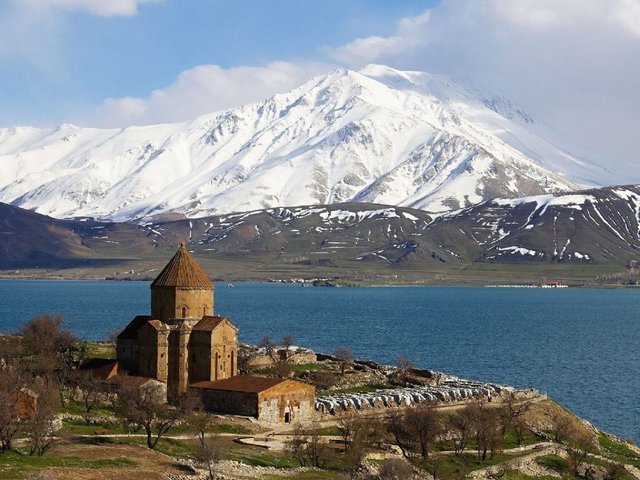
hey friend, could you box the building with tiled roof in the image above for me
[190,377,315,425]
[115,243,315,425]
[117,243,238,401]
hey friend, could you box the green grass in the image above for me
[0,450,136,480]
[226,449,300,468]
[84,341,116,359]
[314,426,342,436]
[536,454,587,480]
[434,427,544,453]
[60,419,128,436]
[598,433,640,467]
[417,452,534,480]
[291,362,326,372]
[62,400,117,418]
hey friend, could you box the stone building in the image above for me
[117,244,238,401]
[189,377,315,425]
[116,243,316,424]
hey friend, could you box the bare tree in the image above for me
[25,378,60,456]
[387,410,413,460]
[0,346,23,453]
[395,355,413,386]
[236,345,257,374]
[565,425,598,476]
[76,372,103,415]
[333,346,353,376]
[467,399,503,462]
[259,335,298,378]
[20,315,86,406]
[336,415,381,479]
[117,380,194,449]
[387,403,443,461]
[411,403,444,459]
[286,421,331,469]
[189,412,224,480]
[445,407,476,456]
[512,413,531,447]
[0,384,21,453]
[551,409,577,443]
[501,392,533,440]
[287,423,309,467]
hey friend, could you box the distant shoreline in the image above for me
[1,274,638,290]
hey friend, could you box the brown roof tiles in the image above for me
[151,243,213,289]
[190,376,289,393]
[192,316,237,332]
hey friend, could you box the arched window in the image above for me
[181,306,187,318]
[203,305,207,316]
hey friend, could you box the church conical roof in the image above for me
[151,243,213,289]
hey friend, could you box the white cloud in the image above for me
[328,0,640,172]
[94,61,332,127]
[23,0,159,17]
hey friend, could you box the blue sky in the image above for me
[0,0,436,126]
[1,0,639,166]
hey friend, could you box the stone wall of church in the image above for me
[189,330,212,384]
[138,324,160,379]
[116,338,138,374]
[211,321,238,380]
[151,287,214,321]
[167,328,192,401]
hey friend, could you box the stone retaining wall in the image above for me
[316,378,536,414]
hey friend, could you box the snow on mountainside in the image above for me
[428,185,640,264]
[0,65,615,222]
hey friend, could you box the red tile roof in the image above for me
[151,243,213,289]
[190,376,288,393]
[192,316,236,331]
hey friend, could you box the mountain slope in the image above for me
[427,185,640,264]
[2,185,638,276]
[0,65,605,222]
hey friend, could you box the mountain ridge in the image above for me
[0,65,617,223]
[2,184,638,284]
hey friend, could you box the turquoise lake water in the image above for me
[0,280,638,442]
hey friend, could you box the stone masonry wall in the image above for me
[151,287,214,321]
[191,388,257,417]
[257,381,315,426]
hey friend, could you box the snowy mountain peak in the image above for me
[0,65,618,222]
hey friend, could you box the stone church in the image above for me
[117,243,238,401]
[115,243,315,425]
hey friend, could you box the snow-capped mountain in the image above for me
[0,65,616,222]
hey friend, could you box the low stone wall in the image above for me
[315,378,535,415]
[245,346,317,369]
